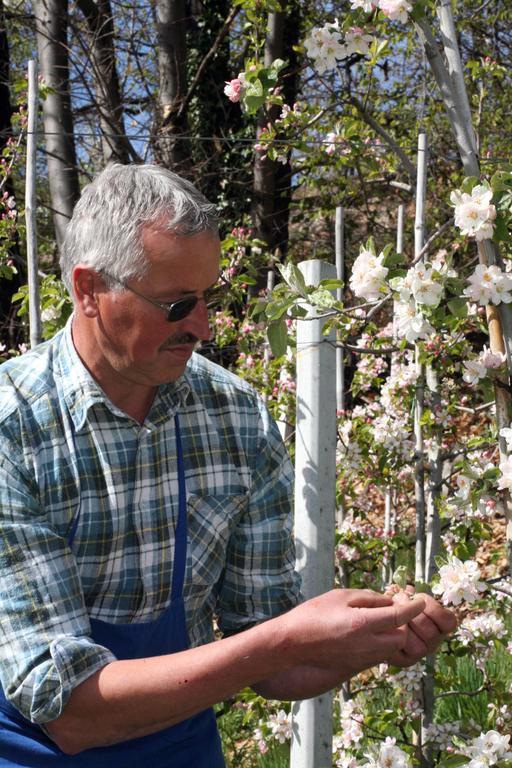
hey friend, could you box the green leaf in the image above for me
[278,263,307,295]
[447,298,468,319]
[267,319,288,357]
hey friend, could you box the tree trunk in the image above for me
[0,0,24,347]
[252,4,301,266]
[153,0,191,174]
[34,0,80,250]
[75,0,134,165]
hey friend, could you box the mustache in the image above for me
[163,333,200,347]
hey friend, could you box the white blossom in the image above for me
[451,184,497,241]
[349,0,376,10]
[378,0,412,23]
[409,263,444,307]
[361,738,412,768]
[394,300,434,343]
[304,23,346,73]
[464,264,512,306]
[499,427,512,451]
[455,474,472,500]
[462,358,487,385]
[349,248,389,301]
[456,612,507,646]
[432,556,487,606]
[462,730,512,767]
[480,345,506,369]
[344,27,375,56]
[266,709,292,743]
[498,455,512,492]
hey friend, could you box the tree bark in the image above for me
[252,4,301,265]
[153,0,191,174]
[75,0,135,165]
[34,0,80,250]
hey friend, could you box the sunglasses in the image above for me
[102,272,230,323]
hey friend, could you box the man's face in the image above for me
[92,228,221,388]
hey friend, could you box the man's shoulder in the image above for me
[0,334,62,424]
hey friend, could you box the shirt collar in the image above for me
[58,317,192,431]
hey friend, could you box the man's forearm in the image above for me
[46,615,293,754]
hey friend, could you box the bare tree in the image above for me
[74,0,137,165]
[34,0,80,250]
[252,5,302,262]
[153,0,191,173]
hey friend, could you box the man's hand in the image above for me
[277,588,430,679]
[387,587,458,664]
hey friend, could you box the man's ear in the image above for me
[72,265,103,318]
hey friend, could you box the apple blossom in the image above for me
[378,0,412,23]
[456,612,507,646]
[349,248,389,301]
[349,0,376,10]
[464,264,512,306]
[266,709,292,743]
[479,346,506,368]
[224,74,246,103]
[361,738,412,768]
[432,555,487,605]
[344,27,375,56]
[304,23,346,73]
[394,300,435,343]
[462,730,512,766]
[499,426,512,451]
[462,357,487,385]
[450,184,497,241]
[408,262,444,307]
[497,454,512,491]
[455,474,472,500]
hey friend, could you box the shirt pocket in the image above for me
[186,493,248,598]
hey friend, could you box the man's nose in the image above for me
[180,298,212,342]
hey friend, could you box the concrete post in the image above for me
[290,259,337,768]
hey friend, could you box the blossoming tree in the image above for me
[222,0,512,765]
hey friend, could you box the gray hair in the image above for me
[60,163,219,293]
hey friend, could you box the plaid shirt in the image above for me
[0,320,300,724]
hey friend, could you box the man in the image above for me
[0,164,456,766]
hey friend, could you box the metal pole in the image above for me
[414,132,428,584]
[335,207,345,413]
[25,59,42,348]
[290,259,337,768]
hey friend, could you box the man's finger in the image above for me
[360,595,426,632]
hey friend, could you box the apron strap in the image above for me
[171,412,187,601]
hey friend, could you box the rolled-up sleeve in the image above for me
[0,448,115,723]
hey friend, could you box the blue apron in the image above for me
[0,415,225,767]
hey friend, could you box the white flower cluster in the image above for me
[432,555,487,606]
[361,737,412,768]
[456,612,507,646]
[497,454,512,492]
[304,20,376,74]
[423,720,461,750]
[336,699,364,748]
[450,184,497,242]
[266,709,292,744]
[350,0,412,23]
[390,661,426,694]
[349,247,389,301]
[394,301,434,343]
[393,262,444,308]
[461,730,512,768]
[463,346,506,385]
[464,264,512,306]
